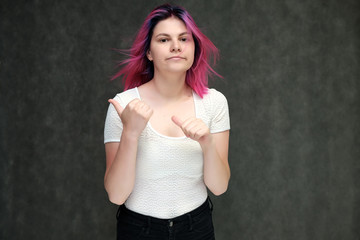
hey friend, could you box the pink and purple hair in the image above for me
[111,4,221,98]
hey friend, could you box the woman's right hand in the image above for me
[108,98,153,139]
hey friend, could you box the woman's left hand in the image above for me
[172,115,230,196]
[171,116,212,148]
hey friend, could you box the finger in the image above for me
[137,101,150,112]
[145,107,154,118]
[183,119,209,140]
[134,101,153,118]
[108,99,124,116]
[171,116,183,128]
[193,128,207,140]
[187,124,201,137]
[129,98,140,105]
[181,117,198,130]
[138,102,154,119]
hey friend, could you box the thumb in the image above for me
[171,116,183,128]
[108,99,124,116]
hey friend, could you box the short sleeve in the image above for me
[104,95,123,143]
[209,89,230,133]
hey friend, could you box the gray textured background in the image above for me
[1,0,359,239]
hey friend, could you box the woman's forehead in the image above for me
[152,17,188,36]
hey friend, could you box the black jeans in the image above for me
[116,197,215,240]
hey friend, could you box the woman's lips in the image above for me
[166,56,186,60]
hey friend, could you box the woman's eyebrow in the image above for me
[154,32,190,38]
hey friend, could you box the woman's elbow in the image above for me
[107,193,126,205]
[206,173,230,196]
[207,178,229,196]
[210,184,228,196]
[104,181,127,205]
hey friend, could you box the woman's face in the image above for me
[147,16,195,75]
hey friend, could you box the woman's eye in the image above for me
[180,38,187,42]
[159,39,168,43]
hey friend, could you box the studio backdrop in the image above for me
[1,0,359,239]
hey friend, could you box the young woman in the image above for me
[104,4,230,239]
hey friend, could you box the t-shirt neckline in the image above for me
[134,87,198,140]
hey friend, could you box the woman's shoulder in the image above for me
[202,88,228,103]
[196,88,228,114]
[195,88,230,128]
[115,87,138,98]
[113,87,139,106]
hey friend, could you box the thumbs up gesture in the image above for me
[108,98,153,139]
[171,116,211,147]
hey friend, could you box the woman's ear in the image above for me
[147,50,153,61]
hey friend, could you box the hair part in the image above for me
[111,3,221,98]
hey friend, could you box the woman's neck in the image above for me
[148,72,191,101]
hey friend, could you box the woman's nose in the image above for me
[171,40,182,52]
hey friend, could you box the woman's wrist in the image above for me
[199,134,215,152]
[121,128,141,142]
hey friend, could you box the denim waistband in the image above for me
[116,196,213,226]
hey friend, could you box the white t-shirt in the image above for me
[104,87,230,219]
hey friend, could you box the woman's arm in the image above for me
[104,99,153,205]
[104,135,138,205]
[201,130,230,195]
[172,116,230,195]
